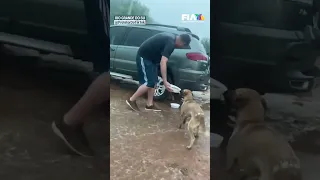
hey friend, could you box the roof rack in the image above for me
[146,24,192,33]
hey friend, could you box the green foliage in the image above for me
[110,0,156,25]
[200,38,210,56]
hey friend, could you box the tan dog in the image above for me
[226,88,302,180]
[179,89,206,149]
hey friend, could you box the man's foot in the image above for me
[52,120,94,157]
[145,105,161,111]
[126,99,140,111]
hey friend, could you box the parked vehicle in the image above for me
[0,0,89,61]
[110,24,210,100]
[210,0,320,148]
[212,0,320,94]
[0,0,210,100]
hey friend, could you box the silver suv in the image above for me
[110,24,210,100]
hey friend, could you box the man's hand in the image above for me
[164,81,172,92]
[160,56,172,92]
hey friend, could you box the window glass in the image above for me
[110,26,127,45]
[123,28,154,47]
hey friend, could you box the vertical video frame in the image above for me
[0,0,110,179]
[110,0,210,179]
[211,0,320,179]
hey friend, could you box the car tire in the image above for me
[154,76,173,101]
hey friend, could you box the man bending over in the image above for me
[126,32,191,112]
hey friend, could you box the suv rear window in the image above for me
[189,37,207,53]
[151,31,206,52]
[119,26,206,53]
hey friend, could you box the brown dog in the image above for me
[179,89,206,149]
[226,88,302,180]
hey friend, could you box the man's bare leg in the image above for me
[64,72,110,125]
[52,0,110,157]
[145,85,161,111]
[52,72,110,157]
[129,84,149,101]
[147,87,155,106]
[126,84,149,111]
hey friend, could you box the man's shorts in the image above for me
[83,0,109,73]
[136,55,158,88]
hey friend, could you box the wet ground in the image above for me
[110,82,210,180]
[0,51,108,179]
[0,45,210,179]
[4,45,320,179]
[211,87,320,179]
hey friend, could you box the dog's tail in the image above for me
[195,113,207,135]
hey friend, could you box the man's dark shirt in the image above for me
[138,32,176,64]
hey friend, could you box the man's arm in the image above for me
[160,42,175,83]
[160,56,169,82]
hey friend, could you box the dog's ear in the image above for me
[182,89,187,96]
[183,89,190,96]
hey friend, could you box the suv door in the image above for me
[110,26,129,71]
[113,27,155,78]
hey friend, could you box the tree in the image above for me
[201,38,210,56]
[110,0,156,25]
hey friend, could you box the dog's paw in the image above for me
[186,146,192,150]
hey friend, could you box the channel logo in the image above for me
[181,14,205,22]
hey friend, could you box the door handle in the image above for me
[110,47,115,51]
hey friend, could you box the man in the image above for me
[126,33,191,111]
[51,0,109,157]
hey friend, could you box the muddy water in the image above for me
[110,82,210,180]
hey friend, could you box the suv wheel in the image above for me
[154,76,172,101]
